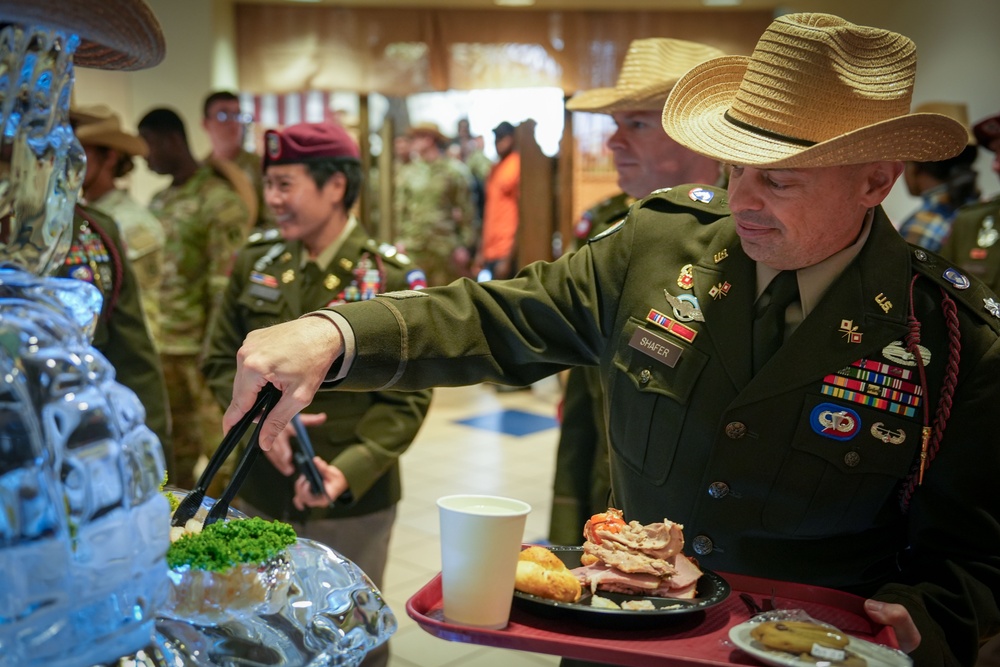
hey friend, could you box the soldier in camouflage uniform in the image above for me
[138,107,252,490]
[203,122,430,667]
[58,204,173,473]
[549,38,724,545]
[394,122,475,286]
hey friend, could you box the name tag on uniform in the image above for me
[628,327,682,368]
[248,283,280,302]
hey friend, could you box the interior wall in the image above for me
[70,0,999,216]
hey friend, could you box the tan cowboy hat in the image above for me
[73,105,149,157]
[662,13,968,168]
[407,122,449,145]
[567,38,726,114]
[0,0,164,71]
[205,156,260,227]
[913,101,975,145]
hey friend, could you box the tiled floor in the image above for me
[382,379,564,667]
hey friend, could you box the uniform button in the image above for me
[844,451,861,467]
[691,534,714,555]
[708,482,730,499]
[639,369,651,385]
[914,249,929,262]
[725,422,747,439]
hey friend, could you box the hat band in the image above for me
[723,110,817,148]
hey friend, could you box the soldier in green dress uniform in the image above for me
[549,37,724,545]
[224,15,1000,666]
[202,121,430,667]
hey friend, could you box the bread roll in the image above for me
[514,546,582,603]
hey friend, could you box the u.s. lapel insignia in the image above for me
[646,309,698,342]
[709,281,731,299]
[339,258,354,271]
[713,249,728,264]
[677,264,694,290]
[943,267,971,290]
[281,269,296,284]
[985,297,1000,319]
[882,340,931,367]
[663,291,704,322]
[871,422,906,444]
[839,319,862,343]
[279,252,292,263]
[874,293,892,314]
[324,274,341,291]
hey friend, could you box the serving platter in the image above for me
[512,546,730,629]
[728,619,912,667]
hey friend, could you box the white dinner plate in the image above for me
[728,619,912,667]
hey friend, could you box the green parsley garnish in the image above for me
[167,517,297,572]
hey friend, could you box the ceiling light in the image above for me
[495,0,537,6]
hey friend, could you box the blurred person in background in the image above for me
[75,104,165,342]
[394,122,475,285]
[202,90,270,230]
[898,101,980,252]
[475,121,520,280]
[548,37,725,545]
[138,106,252,490]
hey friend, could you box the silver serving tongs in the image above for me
[171,383,281,527]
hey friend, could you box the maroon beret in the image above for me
[973,113,1000,151]
[263,122,360,170]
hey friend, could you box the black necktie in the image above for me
[752,270,799,374]
[302,262,325,308]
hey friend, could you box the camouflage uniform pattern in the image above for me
[233,148,273,230]
[940,194,1000,293]
[89,187,165,343]
[149,164,250,489]
[58,205,172,474]
[394,156,475,285]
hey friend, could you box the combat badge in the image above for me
[882,340,931,367]
[663,291,704,322]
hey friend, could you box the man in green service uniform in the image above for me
[202,121,431,667]
[138,107,252,490]
[940,111,1000,293]
[550,37,725,545]
[224,14,1000,666]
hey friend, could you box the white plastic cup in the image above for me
[437,494,531,629]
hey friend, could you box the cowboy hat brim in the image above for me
[75,127,148,157]
[0,0,164,71]
[566,83,674,115]
[663,55,968,168]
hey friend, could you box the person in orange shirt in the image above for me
[477,121,521,280]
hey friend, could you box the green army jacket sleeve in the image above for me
[202,225,431,514]
[326,186,1000,666]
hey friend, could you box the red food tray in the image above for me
[406,570,899,666]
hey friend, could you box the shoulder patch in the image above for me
[637,183,729,224]
[910,246,1000,333]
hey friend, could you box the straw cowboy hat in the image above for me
[912,101,975,146]
[407,122,450,146]
[73,105,149,157]
[566,38,726,114]
[0,0,164,71]
[662,13,968,168]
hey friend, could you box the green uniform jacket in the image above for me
[202,225,432,521]
[59,206,172,465]
[327,186,1000,666]
[940,195,1000,293]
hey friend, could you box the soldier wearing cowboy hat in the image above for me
[227,13,1000,665]
[549,37,727,547]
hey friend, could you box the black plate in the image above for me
[512,546,730,629]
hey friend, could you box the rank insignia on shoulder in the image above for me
[378,242,398,258]
[248,228,281,244]
[985,297,1000,319]
[379,289,428,300]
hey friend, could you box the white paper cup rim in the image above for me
[436,494,531,516]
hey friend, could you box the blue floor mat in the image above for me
[455,409,558,437]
